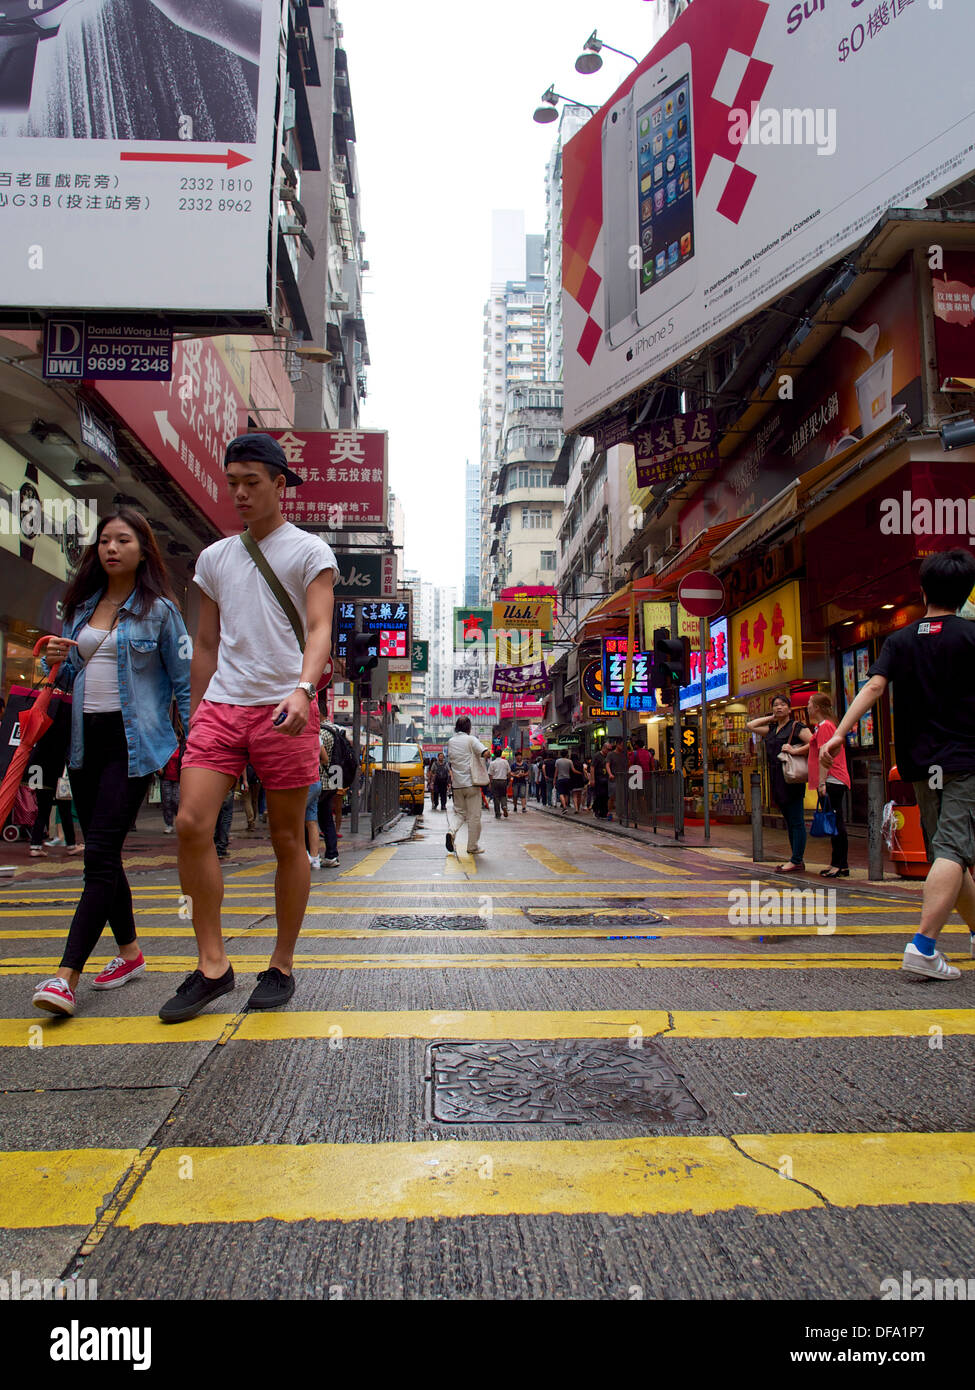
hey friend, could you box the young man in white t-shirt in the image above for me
[160,434,338,1022]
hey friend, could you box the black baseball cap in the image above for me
[224,432,304,488]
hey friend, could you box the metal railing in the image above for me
[368,770,400,840]
[611,769,683,837]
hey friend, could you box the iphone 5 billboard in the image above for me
[562,0,975,430]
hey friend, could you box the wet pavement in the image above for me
[1,795,972,1299]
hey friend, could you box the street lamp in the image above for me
[574,30,639,75]
[533,84,597,124]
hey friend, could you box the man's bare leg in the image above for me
[917,858,968,941]
[266,786,312,975]
[176,767,237,977]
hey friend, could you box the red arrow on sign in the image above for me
[120,149,251,169]
[678,570,725,619]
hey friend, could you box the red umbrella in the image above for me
[0,637,66,830]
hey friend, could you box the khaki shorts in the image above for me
[912,773,975,870]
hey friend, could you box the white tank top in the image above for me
[78,623,121,713]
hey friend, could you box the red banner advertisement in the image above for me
[95,336,245,535]
[931,251,975,385]
[268,429,388,528]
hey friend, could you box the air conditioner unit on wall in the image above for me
[643,542,662,572]
[663,525,680,554]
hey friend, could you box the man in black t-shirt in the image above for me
[822,549,975,982]
[542,754,556,807]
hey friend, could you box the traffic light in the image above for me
[652,627,691,690]
[349,631,378,697]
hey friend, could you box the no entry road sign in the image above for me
[678,571,725,619]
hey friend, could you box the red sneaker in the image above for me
[32,977,76,1016]
[93,953,146,990]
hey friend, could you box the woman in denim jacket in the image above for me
[32,509,191,1017]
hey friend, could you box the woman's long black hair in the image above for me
[61,507,180,623]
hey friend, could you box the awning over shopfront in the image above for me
[651,519,744,595]
[708,484,799,570]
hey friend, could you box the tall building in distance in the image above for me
[464,459,480,606]
[478,213,549,603]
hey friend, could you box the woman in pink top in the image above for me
[786,692,851,876]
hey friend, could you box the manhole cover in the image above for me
[521,906,665,925]
[369,914,485,931]
[426,1039,705,1124]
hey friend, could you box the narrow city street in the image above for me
[2,799,972,1301]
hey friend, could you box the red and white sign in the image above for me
[678,570,725,619]
[334,695,353,715]
[95,337,245,535]
[381,553,397,598]
[500,695,548,719]
[379,630,407,658]
[269,429,388,528]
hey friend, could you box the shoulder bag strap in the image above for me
[240,532,305,653]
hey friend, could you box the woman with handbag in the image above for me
[31,508,190,1017]
[747,694,808,874]
[445,716,490,855]
[790,692,851,877]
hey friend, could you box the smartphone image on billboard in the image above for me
[601,93,637,349]
[632,45,696,329]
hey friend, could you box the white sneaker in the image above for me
[163,825,174,835]
[901,943,961,980]
[309,856,321,870]
[44,837,65,847]
[322,856,339,867]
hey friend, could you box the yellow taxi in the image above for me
[360,742,426,812]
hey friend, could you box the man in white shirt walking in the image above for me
[488,750,511,819]
[160,433,338,1022]
[445,716,490,855]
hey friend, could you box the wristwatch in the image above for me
[295,682,316,701]
[0,0,86,112]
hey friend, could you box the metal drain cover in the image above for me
[369,914,485,931]
[426,1039,705,1124]
[522,906,665,925]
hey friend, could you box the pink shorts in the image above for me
[182,699,320,790]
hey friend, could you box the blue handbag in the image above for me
[810,794,837,837]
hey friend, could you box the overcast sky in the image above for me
[338,0,667,592]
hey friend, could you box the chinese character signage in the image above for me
[679,617,729,710]
[642,601,701,652]
[500,696,548,719]
[332,598,410,666]
[95,335,245,535]
[601,636,656,712]
[931,250,975,384]
[0,4,282,320]
[634,410,718,489]
[492,661,549,697]
[387,672,412,695]
[411,640,428,673]
[730,582,803,697]
[270,430,388,528]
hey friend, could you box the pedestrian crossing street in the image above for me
[0,815,973,1297]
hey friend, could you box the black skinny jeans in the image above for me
[60,713,151,974]
[822,783,849,870]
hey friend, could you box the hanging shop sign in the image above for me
[680,616,729,711]
[634,410,718,489]
[730,581,803,697]
[601,635,656,712]
[411,640,428,673]
[271,430,388,528]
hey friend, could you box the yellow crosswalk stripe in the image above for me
[0,1148,140,1227]
[3,1132,971,1229]
[522,845,582,875]
[7,951,964,976]
[596,845,683,875]
[0,923,950,939]
[339,847,398,878]
[6,1007,972,1049]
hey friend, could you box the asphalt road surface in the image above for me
[2,799,973,1302]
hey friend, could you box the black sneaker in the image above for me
[445,831,455,853]
[159,966,234,1023]
[247,967,295,1010]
